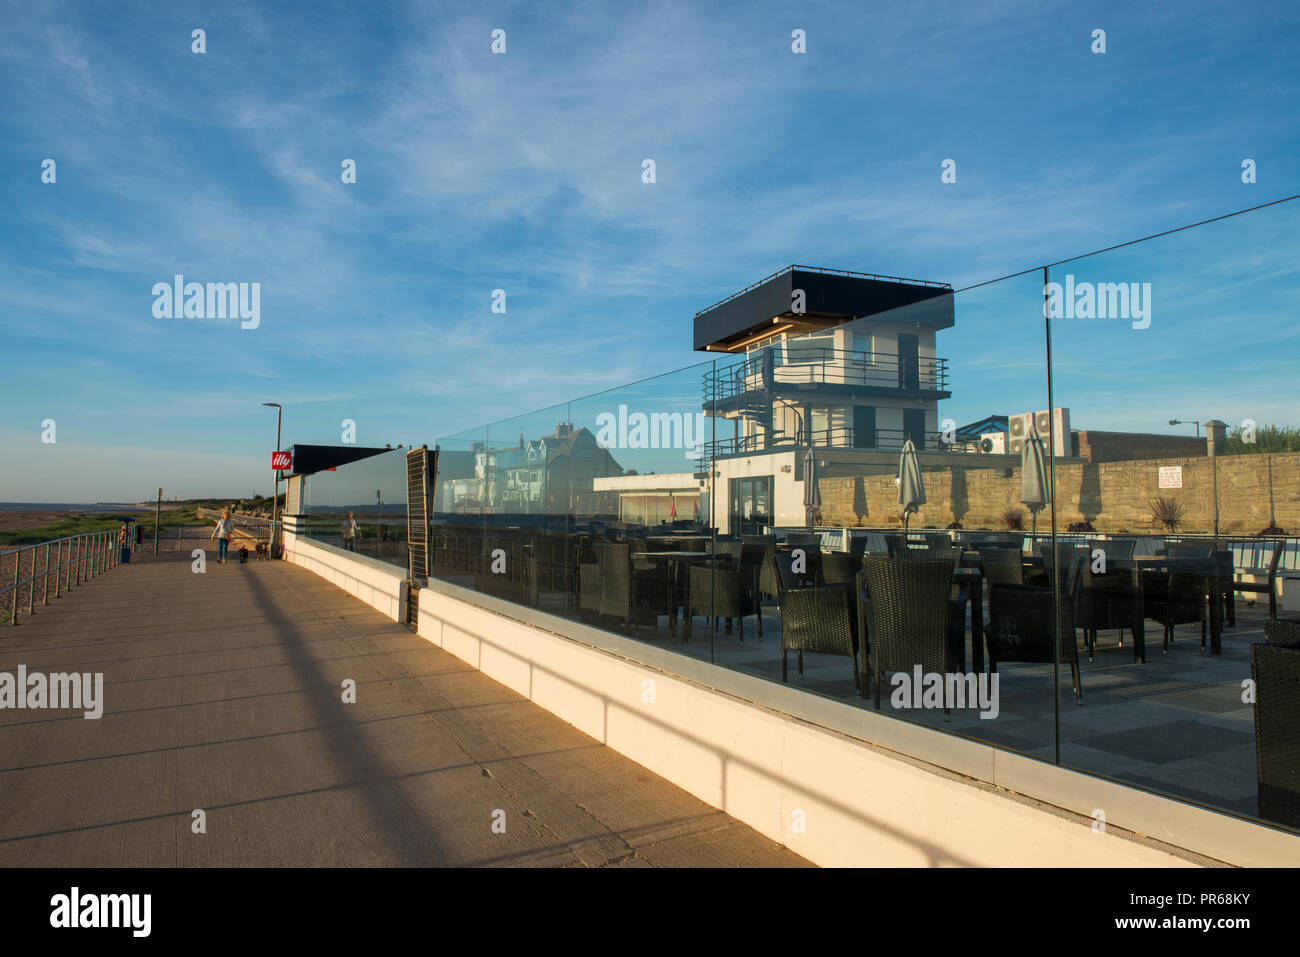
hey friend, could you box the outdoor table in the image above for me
[638,550,730,639]
[1135,556,1224,654]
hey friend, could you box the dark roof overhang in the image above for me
[287,444,394,476]
[694,266,953,352]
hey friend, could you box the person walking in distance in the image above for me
[211,510,234,563]
[341,511,360,552]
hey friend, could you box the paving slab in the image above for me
[0,551,808,868]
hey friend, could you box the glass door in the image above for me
[729,476,773,536]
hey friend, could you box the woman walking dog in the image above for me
[211,510,235,563]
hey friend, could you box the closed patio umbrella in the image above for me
[803,448,821,527]
[897,439,926,531]
[1021,429,1051,534]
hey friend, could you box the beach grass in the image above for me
[0,505,209,547]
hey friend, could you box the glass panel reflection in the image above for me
[1048,197,1300,829]
[420,228,1300,834]
[301,448,408,566]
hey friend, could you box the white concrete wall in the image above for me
[282,540,1300,866]
[414,586,1204,868]
[713,450,800,532]
[284,533,406,621]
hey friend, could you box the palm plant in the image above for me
[1149,495,1186,532]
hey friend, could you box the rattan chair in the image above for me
[975,536,1024,552]
[778,581,859,689]
[784,532,823,547]
[859,557,959,710]
[1265,620,1300,645]
[687,563,760,642]
[819,552,857,585]
[525,536,572,610]
[885,532,952,555]
[978,547,1024,587]
[1102,538,1138,560]
[1234,541,1285,621]
[1077,560,1144,661]
[586,542,671,630]
[738,544,768,637]
[1144,559,1208,651]
[886,537,960,565]
[1250,639,1300,829]
[758,543,781,597]
[987,555,1084,703]
[772,548,819,588]
[473,533,529,603]
[1167,543,1215,560]
[714,541,744,565]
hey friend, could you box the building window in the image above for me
[847,329,872,364]
[783,329,835,366]
[810,408,829,445]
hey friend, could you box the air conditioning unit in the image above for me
[1032,408,1071,457]
[979,432,1006,454]
[1007,412,1033,457]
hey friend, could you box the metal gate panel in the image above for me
[406,445,436,582]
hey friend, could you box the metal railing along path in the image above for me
[1,529,128,626]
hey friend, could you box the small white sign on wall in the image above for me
[1158,466,1183,489]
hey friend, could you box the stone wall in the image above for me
[817,451,1300,534]
[1074,430,1206,464]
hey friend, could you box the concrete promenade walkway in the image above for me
[0,549,807,867]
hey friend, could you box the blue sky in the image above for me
[2,0,1298,501]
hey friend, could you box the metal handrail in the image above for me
[701,427,947,460]
[703,348,949,401]
[694,265,953,317]
[2,528,129,626]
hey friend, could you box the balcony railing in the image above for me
[701,426,948,462]
[703,348,948,404]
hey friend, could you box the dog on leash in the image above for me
[238,546,249,564]
[255,542,270,561]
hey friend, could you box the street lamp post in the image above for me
[1168,418,1201,438]
[263,402,282,557]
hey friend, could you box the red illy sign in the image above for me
[271,451,292,470]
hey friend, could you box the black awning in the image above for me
[288,444,393,476]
